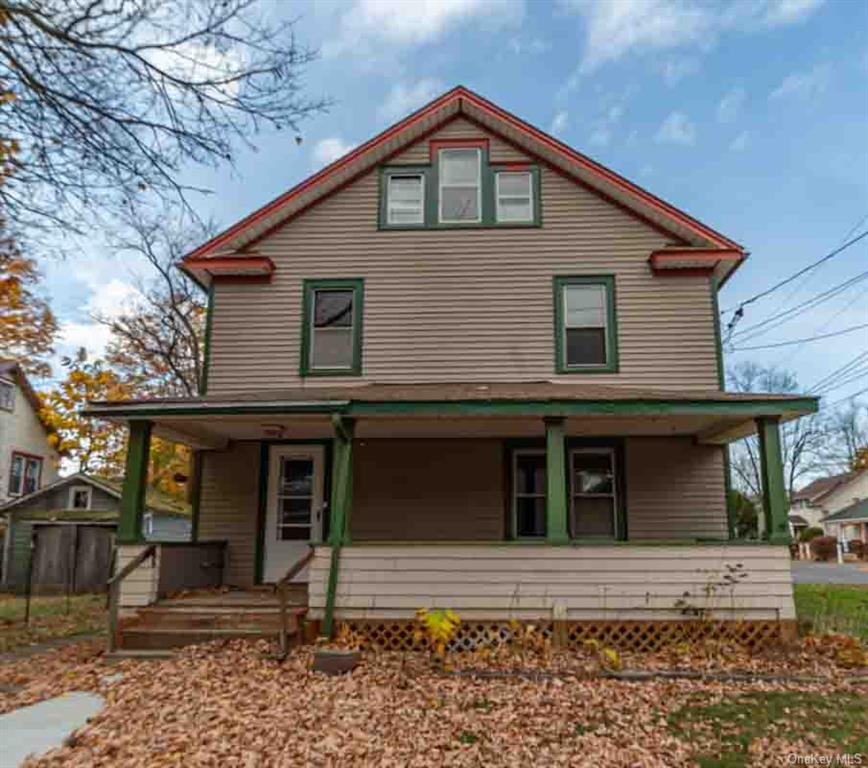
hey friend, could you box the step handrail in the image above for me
[275,546,315,659]
[107,544,156,653]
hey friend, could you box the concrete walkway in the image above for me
[791,561,868,585]
[0,692,104,767]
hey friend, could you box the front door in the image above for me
[263,445,325,583]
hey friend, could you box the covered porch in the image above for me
[85,383,816,647]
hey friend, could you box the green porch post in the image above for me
[756,416,789,544]
[323,415,355,638]
[545,417,569,544]
[117,420,152,543]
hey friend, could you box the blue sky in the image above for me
[40,0,868,404]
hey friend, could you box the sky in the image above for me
[38,0,868,406]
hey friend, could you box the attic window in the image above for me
[439,148,481,223]
[386,174,424,225]
[0,379,13,411]
[495,171,533,222]
[69,486,92,510]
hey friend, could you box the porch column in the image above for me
[118,420,152,543]
[323,415,354,638]
[545,417,569,544]
[756,416,789,544]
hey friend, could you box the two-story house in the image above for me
[87,88,817,651]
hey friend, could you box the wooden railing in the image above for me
[275,546,315,659]
[106,544,156,653]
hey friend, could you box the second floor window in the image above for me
[439,148,481,223]
[554,276,618,374]
[9,453,41,496]
[301,279,364,376]
[0,379,13,411]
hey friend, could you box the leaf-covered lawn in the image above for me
[794,584,868,640]
[0,594,105,653]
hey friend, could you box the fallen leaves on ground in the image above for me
[0,633,862,767]
[0,595,106,653]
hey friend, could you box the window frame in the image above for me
[8,452,42,497]
[553,275,619,374]
[568,447,618,540]
[495,170,534,223]
[300,278,364,377]
[438,147,483,225]
[511,448,547,540]
[385,171,426,227]
[68,485,93,511]
[0,378,14,411]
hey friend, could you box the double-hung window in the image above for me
[9,453,41,496]
[386,174,424,225]
[554,276,618,373]
[0,379,13,411]
[512,449,546,538]
[301,279,364,376]
[569,449,617,538]
[438,148,481,223]
[495,171,533,223]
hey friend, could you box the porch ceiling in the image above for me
[83,382,818,448]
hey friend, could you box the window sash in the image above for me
[0,380,13,411]
[386,174,424,225]
[495,172,533,222]
[438,148,481,223]
[562,283,610,368]
[310,289,356,371]
[512,449,546,538]
[569,448,617,539]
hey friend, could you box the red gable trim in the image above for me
[183,86,743,263]
[184,255,275,284]
[649,248,744,277]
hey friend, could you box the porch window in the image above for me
[495,171,533,222]
[386,174,425,225]
[554,275,618,374]
[277,457,314,540]
[301,279,364,376]
[9,453,41,496]
[512,449,546,538]
[569,449,616,538]
[439,148,481,223]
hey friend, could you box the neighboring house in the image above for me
[85,87,817,647]
[789,469,868,536]
[820,499,868,547]
[0,473,191,590]
[0,360,60,505]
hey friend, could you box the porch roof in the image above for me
[84,382,817,449]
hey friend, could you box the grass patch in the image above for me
[458,731,478,745]
[669,691,868,767]
[793,584,868,640]
[0,594,105,652]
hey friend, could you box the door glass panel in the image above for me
[516,453,546,495]
[280,497,311,525]
[514,453,546,538]
[277,457,314,541]
[281,459,313,495]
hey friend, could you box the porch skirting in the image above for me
[307,544,796,622]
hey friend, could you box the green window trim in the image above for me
[377,153,541,230]
[300,278,364,378]
[553,275,619,375]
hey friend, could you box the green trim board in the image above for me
[553,275,619,374]
[756,416,790,545]
[299,278,364,378]
[544,418,569,544]
[200,284,214,396]
[377,151,542,230]
[118,420,152,543]
[189,450,203,542]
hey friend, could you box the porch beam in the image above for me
[545,417,569,545]
[118,420,152,543]
[756,416,789,544]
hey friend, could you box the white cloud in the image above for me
[769,64,831,100]
[717,86,746,122]
[507,36,550,55]
[312,137,355,167]
[654,111,696,145]
[661,57,700,87]
[730,131,750,151]
[561,0,825,74]
[550,110,568,135]
[325,0,524,56]
[58,279,141,360]
[378,79,443,122]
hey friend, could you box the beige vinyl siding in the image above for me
[353,439,504,540]
[207,120,719,394]
[626,438,727,539]
[198,442,260,587]
[116,544,159,609]
[308,544,795,621]
[392,116,529,164]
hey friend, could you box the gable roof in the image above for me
[181,86,745,287]
[791,470,864,503]
[0,472,187,517]
[821,497,868,524]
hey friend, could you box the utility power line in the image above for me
[729,323,868,351]
[808,350,868,393]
